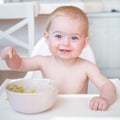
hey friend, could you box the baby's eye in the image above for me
[55,34,62,39]
[71,36,79,41]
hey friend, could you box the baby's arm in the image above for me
[86,62,117,110]
[90,81,117,110]
[0,46,41,71]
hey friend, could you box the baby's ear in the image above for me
[44,32,49,44]
[83,37,89,48]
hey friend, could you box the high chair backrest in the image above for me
[25,37,96,79]
[0,2,39,55]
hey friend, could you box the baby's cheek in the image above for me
[74,48,83,56]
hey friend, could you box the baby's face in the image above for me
[45,16,88,60]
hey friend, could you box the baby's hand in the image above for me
[0,46,16,60]
[90,96,109,111]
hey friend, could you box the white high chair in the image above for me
[24,37,98,94]
[0,2,39,70]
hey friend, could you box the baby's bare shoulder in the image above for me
[77,58,98,72]
[78,58,96,66]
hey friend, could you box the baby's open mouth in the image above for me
[59,49,71,53]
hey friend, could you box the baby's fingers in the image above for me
[90,97,108,111]
[1,47,16,59]
[98,103,107,110]
[90,98,99,110]
[7,49,16,59]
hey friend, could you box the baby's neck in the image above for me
[53,56,80,66]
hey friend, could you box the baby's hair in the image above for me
[46,6,89,36]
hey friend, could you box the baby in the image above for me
[0,6,117,111]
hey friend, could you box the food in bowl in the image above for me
[6,83,38,93]
[6,78,58,114]
[6,84,25,93]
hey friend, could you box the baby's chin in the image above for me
[56,55,79,61]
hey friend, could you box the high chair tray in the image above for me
[0,91,120,120]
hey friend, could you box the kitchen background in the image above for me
[0,0,120,84]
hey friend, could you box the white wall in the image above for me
[88,13,120,78]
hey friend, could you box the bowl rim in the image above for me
[5,78,58,95]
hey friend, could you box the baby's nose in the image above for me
[62,37,70,46]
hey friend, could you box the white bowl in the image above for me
[5,78,58,114]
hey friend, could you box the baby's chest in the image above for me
[44,70,87,93]
[42,63,88,93]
